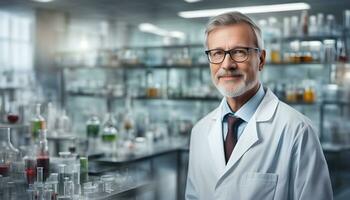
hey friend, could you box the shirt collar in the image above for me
[221,84,265,122]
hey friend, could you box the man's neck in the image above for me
[226,83,260,112]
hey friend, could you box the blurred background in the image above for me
[0,0,350,199]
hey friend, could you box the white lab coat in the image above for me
[185,89,333,200]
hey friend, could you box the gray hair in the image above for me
[204,12,264,49]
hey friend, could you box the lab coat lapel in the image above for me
[207,108,226,176]
[216,88,279,185]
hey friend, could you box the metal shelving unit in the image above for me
[57,37,347,143]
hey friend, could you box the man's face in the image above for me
[207,23,264,97]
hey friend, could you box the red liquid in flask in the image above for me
[0,164,10,177]
[7,114,19,124]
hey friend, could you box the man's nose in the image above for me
[221,53,237,70]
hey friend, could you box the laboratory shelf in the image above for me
[66,91,220,101]
[58,63,208,70]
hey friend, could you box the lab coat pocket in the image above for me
[240,172,278,200]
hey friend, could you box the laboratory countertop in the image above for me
[89,138,189,175]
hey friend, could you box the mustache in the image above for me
[215,69,244,77]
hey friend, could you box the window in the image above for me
[0,11,33,71]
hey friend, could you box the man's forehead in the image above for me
[207,23,258,48]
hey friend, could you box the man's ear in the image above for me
[258,50,266,71]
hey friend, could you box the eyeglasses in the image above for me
[205,47,260,64]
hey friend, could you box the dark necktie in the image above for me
[224,115,243,163]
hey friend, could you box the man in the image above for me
[185,12,333,200]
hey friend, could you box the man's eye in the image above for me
[231,49,246,55]
[212,51,224,57]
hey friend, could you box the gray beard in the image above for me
[215,80,256,98]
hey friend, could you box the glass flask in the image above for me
[101,113,118,156]
[0,127,20,177]
[102,113,118,143]
[6,101,20,124]
[123,97,135,141]
[86,114,101,153]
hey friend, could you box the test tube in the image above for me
[64,177,74,199]
[48,173,59,198]
[73,163,81,196]
[36,167,44,200]
[37,167,44,183]
[7,181,15,200]
[80,156,88,184]
[43,188,53,200]
[27,184,36,200]
[58,164,66,196]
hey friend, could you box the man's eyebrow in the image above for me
[207,46,251,50]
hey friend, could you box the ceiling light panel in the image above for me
[178,3,310,18]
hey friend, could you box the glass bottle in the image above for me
[57,110,71,135]
[309,15,317,36]
[123,97,135,141]
[36,129,50,181]
[271,42,281,64]
[283,17,290,37]
[325,14,336,36]
[86,114,100,139]
[86,113,100,153]
[101,113,118,156]
[304,86,316,103]
[300,10,309,36]
[146,71,158,98]
[317,13,325,36]
[290,16,299,37]
[286,84,297,103]
[30,104,46,141]
[0,127,20,177]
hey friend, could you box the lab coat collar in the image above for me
[221,83,265,123]
[254,88,279,122]
[207,88,279,188]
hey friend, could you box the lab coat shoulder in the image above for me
[274,101,317,136]
[273,101,333,200]
[276,101,314,126]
